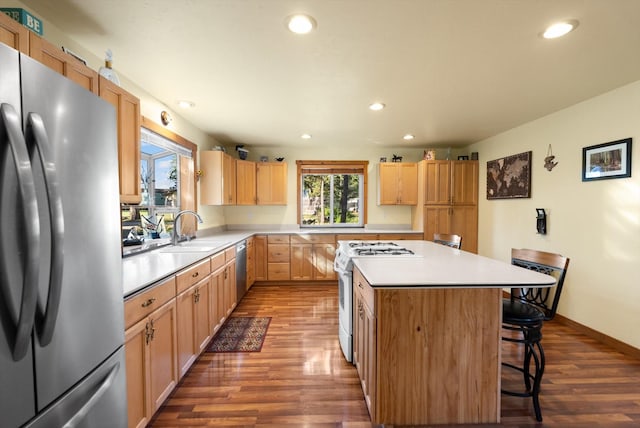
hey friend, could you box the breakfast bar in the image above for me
[350,241,555,426]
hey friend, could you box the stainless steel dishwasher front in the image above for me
[235,240,247,302]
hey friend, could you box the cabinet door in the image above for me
[147,300,178,415]
[423,206,452,242]
[99,76,141,204]
[450,205,478,253]
[291,244,313,281]
[236,159,256,205]
[0,12,29,53]
[254,235,267,281]
[246,237,256,288]
[200,151,237,205]
[29,33,98,93]
[378,163,400,205]
[256,162,287,205]
[354,288,376,416]
[194,277,212,354]
[424,161,451,205]
[313,244,336,280]
[451,161,478,205]
[176,287,197,379]
[397,163,418,204]
[210,266,225,332]
[224,155,237,204]
[223,261,237,316]
[124,318,151,428]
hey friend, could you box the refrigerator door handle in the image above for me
[61,359,121,428]
[0,103,40,361]
[26,113,65,346]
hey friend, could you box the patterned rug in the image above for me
[207,317,271,353]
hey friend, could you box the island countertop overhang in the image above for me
[351,240,556,288]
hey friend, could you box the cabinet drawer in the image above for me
[268,263,290,280]
[176,259,211,294]
[210,251,225,272]
[225,246,236,262]
[353,268,375,313]
[124,276,176,329]
[267,234,290,244]
[291,234,335,244]
[268,244,290,262]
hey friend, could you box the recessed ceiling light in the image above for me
[542,20,579,39]
[177,100,195,108]
[286,14,316,34]
[403,134,415,141]
[301,133,312,140]
[369,102,385,111]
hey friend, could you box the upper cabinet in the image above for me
[236,159,257,205]
[99,76,141,204]
[0,12,29,53]
[378,162,418,205]
[29,33,98,94]
[424,160,478,205]
[200,151,237,205]
[256,162,287,205]
[451,160,478,205]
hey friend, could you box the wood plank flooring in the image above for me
[149,284,640,427]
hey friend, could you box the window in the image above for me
[297,161,368,228]
[121,127,193,239]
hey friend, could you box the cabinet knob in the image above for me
[192,271,199,278]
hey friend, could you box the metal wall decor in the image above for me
[486,151,532,199]
[544,144,558,171]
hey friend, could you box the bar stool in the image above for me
[433,233,462,249]
[502,248,570,422]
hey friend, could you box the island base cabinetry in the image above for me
[353,267,501,426]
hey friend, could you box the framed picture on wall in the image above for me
[486,151,532,199]
[582,138,632,181]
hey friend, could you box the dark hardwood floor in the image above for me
[149,284,640,427]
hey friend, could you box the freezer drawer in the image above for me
[25,346,127,428]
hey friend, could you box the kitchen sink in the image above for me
[158,241,229,253]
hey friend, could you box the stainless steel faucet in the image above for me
[172,210,203,245]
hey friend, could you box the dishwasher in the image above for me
[235,240,247,302]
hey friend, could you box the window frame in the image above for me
[296,160,369,227]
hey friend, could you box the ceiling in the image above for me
[20,0,640,149]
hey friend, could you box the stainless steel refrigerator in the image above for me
[0,42,127,427]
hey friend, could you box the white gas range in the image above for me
[333,240,418,362]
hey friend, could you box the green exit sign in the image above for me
[1,8,43,36]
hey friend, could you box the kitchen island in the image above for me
[350,241,555,426]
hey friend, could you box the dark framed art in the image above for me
[582,138,632,181]
[486,151,532,199]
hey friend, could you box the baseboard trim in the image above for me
[552,313,640,360]
[501,290,639,359]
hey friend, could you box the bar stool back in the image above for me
[502,248,570,421]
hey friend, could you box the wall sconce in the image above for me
[160,110,172,126]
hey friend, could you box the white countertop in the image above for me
[122,228,422,297]
[352,241,556,288]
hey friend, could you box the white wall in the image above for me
[467,81,640,349]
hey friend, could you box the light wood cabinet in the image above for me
[267,235,290,281]
[223,247,237,316]
[256,162,287,205]
[378,162,418,205]
[209,252,226,333]
[352,266,501,425]
[176,275,211,379]
[124,277,178,428]
[0,12,29,53]
[200,150,237,205]
[353,268,376,416]
[246,236,256,288]
[236,159,257,205]
[413,160,479,253]
[290,234,336,281]
[99,76,141,204]
[254,235,267,282]
[29,33,99,94]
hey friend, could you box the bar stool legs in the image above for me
[501,322,545,422]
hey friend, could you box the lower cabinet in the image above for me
[176,275,211,379]
[254,235,267,281]
[290,234,336,281]
[246,236,256,288]
[423,205,478,253]
[353,268,377,417]
[124,280,178,428]
[224,247,237,317]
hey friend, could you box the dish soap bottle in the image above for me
[98,49,120,85]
